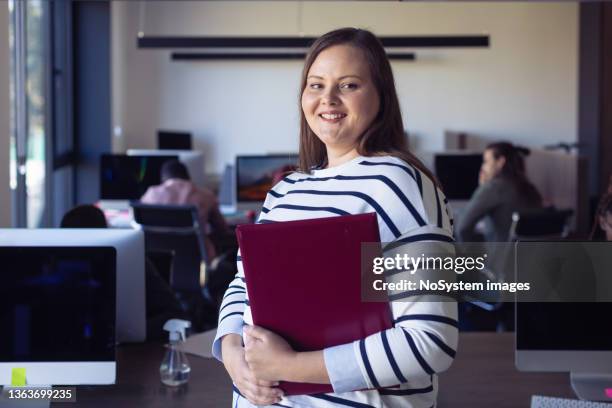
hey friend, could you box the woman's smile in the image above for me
[318,110,348,123]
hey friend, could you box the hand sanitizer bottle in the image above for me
[160,319,191,386]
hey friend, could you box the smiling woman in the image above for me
[301,45,380,166]
[213,27,458,408]
[297,28,437,183]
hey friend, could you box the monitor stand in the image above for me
[570,372,612,401]
[0,386,51,408]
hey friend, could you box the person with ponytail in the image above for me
[456,142,542,242]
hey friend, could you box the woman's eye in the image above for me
[340,83,358,90]
[309,83,323,89]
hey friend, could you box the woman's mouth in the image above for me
[319,112,347,123]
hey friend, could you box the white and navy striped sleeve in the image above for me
[211,250,248,361]
[323,166,458,393]
[211,190,282,361]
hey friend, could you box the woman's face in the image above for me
[301,45,380,154]
[599,212,612,241]
[479,149,505,184]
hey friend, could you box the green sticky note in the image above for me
[11,368,26,387]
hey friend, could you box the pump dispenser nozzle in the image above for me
[160,319,191,386]
[163,319,191,342]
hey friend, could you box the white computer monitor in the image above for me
[235,154,298,211]
[515,241,612,401]
[218,164,236,214]
[127,149,206,188]
[516,302,612,401]
[0,246,116,385]
[0,229,146,344]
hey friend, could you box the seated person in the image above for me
[456,142,542,242]
[141,160,228,259]
[61,204,108,228]
[60,204,185,341]
[590,176,612,241]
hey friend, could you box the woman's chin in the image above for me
[315,131,355,147]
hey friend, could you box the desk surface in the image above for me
[437,333,574,407]
[57,333,575,407]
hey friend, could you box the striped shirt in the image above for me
[212,155,458,408]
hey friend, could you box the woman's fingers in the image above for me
[226,343,284,405]
[246,370,280,388]
[244,325,268,341]
[256,379,280,387]
[240,378,283,405]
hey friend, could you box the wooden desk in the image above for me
[57,333,575,407]
[438,333,574,407]
[55,344,232,408]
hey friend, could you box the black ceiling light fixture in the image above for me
[170,51,417,61]
[138,35,489,49]
[139,35,487,62]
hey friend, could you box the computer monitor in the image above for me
[218,164,236,214]
[517,302,612,401]
[0,246,116,385]
[434,153,482,200]
[157,130,192,150]
[0,229,146,343]
[236,154,298,208]
[100,154,178,200]
[126,149,205,188]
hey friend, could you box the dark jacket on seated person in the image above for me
[456,177,541,242]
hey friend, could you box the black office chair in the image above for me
[130,203,217,330]
[465,207,573,331]
[146,249,175,285]
[460,207,574,332]
[508,207,574,241]
[130,203,208,292]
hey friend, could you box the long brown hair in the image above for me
[485,142,542,206]
[297,27,436,183]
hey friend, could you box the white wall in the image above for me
[112,1,578,175]
[0,3,11,226]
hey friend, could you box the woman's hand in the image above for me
[221,334,284,406]
[478,169,487,185]
[243,325,297,382]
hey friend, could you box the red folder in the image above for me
[236,213,393,395]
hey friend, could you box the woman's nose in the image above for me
[321,88,340,105]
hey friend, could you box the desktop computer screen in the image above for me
[0,229,146,344]
[517,303,612,352]
[157,130,192,150]
[126,149,205,188]
[100,154,178,200]
[236,154,298,203]
[0,247,116,385]
[434,153,482,200]
[517,302,612,401]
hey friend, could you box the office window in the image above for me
[8,1,16,193]
[9,0,50,227]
